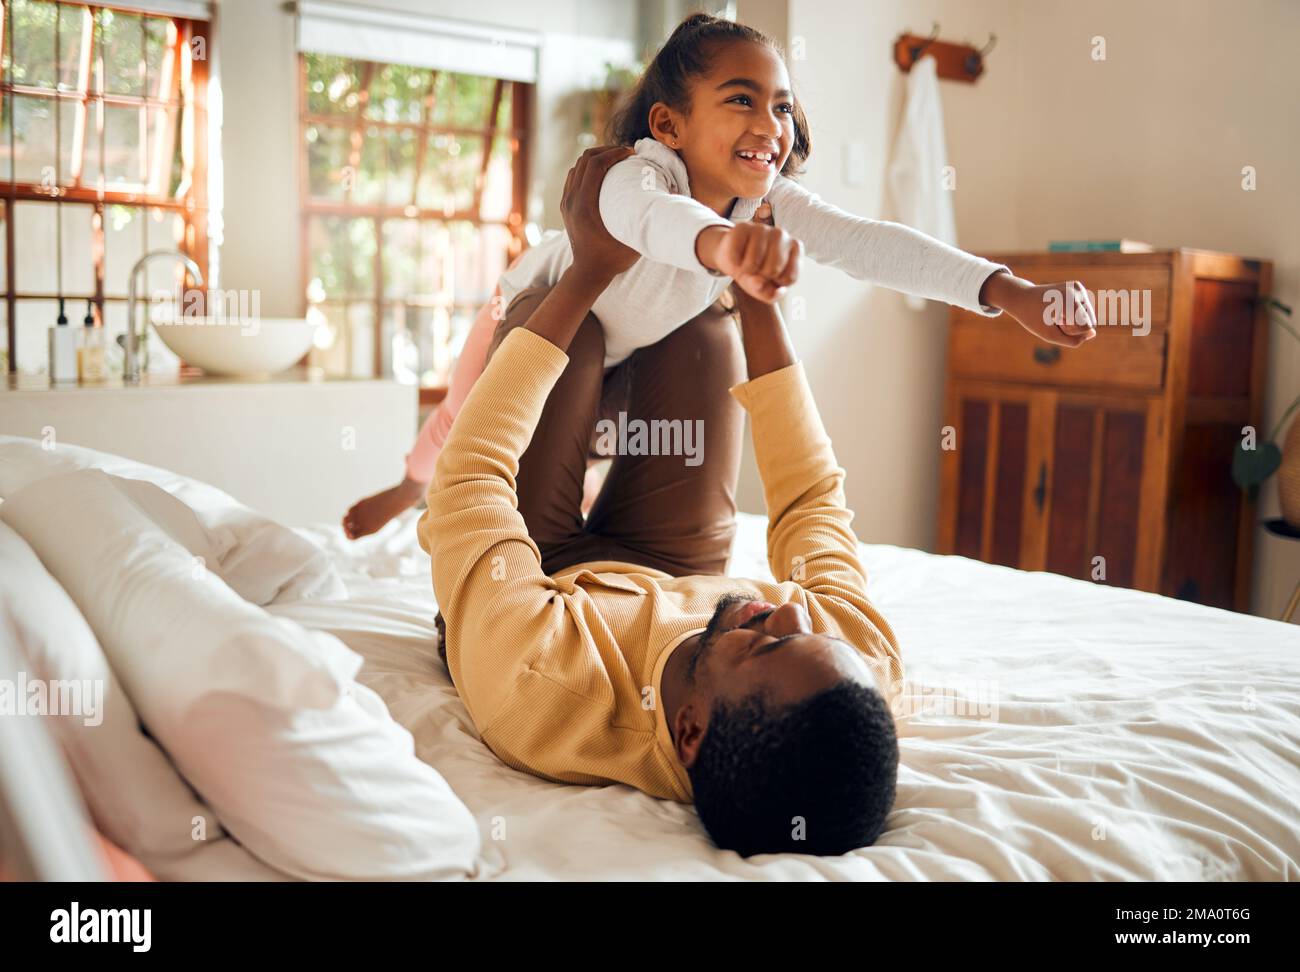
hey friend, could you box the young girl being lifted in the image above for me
[343,12,1096,540]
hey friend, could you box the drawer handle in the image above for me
[1032,346,1062,365]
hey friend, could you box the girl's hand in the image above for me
[562,146,640,285]
[981,272,1098,348]
[697,221,802,303]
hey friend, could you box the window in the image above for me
[299,53,530,394]
[0,0,210,375]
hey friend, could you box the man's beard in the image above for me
[685,592,767,683]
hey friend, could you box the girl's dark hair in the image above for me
[606,12,811,177]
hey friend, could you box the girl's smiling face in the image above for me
[647,40,797,215]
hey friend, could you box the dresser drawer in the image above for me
[949,313,1168,391]
[1000,263,1172,329]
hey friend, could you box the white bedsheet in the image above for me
[271,509,1300,881]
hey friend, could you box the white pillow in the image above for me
[0,434,344,605]
[0,521,285,881]
[2,469,357,712]
[1,469,481,880]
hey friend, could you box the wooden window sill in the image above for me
[419,386,449,406]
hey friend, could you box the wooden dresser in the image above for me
[937,249,1272,612]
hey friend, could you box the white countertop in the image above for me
[4,367,405,393]
[0,370,418,526]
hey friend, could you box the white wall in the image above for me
[762,0,1298,619]
[215,0,639,317]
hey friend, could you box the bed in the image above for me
[3,438,1298,881]
[271,507,1300,881]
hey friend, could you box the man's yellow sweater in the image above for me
[419,327,902,802]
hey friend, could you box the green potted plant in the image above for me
[587,60,643,141]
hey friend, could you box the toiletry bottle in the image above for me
[49,299,78,384]
[78,300,106,383]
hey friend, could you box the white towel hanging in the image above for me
[888,55,957,311]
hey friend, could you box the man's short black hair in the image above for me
[689,680,898,857]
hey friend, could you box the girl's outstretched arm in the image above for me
[764,177,1096,345]
[763,176,1011,317]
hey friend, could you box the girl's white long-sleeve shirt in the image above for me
[499,137,1010,367]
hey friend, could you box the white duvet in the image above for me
[271,508,1300,882]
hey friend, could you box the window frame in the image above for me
[296,52,531,402]
[0,0,210,374]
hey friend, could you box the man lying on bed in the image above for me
[420,146,904,858]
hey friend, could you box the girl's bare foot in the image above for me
[343,477,427,540]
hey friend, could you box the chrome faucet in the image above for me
[125,250,205,383]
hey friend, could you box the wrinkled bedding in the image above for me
[270,508,1300,881]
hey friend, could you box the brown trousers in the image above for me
[435,285,746,663]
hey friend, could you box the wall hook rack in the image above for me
[894,24,995,83]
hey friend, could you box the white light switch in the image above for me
[843,139,867,187]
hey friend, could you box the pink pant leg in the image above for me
[403,288,501,483]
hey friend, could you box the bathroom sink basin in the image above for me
[150,317,318,377]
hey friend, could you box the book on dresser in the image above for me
[937,248,1272,612]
